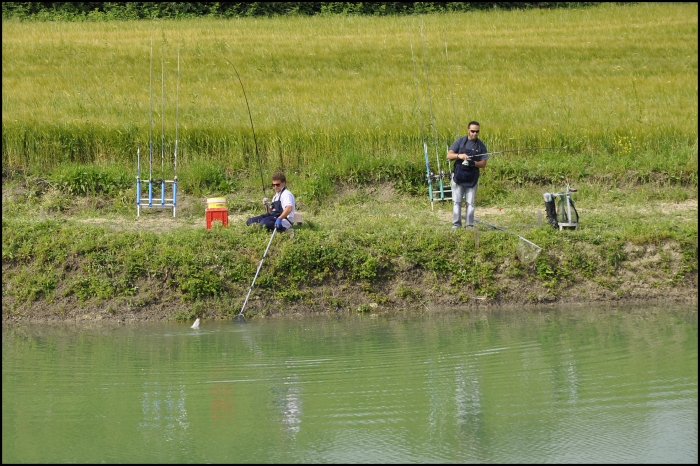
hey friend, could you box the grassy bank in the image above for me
[2,171,697,322]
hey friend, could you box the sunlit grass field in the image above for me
[2,3,698,202]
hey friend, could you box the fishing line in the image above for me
[443,26,459,141]
[409,35,427,153]
[419,19,443,178]
[410,30,435,209]
[221,55,268,202]
[222,54,274,324]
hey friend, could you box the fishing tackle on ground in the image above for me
[543,184,579,230]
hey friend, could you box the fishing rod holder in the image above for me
[136,176,178,217]
[423,142,454,207]
[544,184,578,230]
[136,145,178,217]
[137,31,181,219]
[426,171,453,203]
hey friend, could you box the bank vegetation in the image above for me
[2,3,697,323]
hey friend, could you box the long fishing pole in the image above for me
[234,227,278,322]
[419,19,444,182]
[462,147,567,165]
[172,28,180,217]
[409,33,434,208]
[148,24,153,187]
[443,26,458,141]
[174,30,180,181]
[160,28,165,197]
[221,55,268,203]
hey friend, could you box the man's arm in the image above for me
[447,150,466,161]
[475,142,488,168]
[278,205,293,221]
[450,149,487,167]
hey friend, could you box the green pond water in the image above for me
[2,304,697,463]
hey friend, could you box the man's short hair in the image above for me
[272,171,286,183]
[467,120,480,129]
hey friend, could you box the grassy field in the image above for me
[2,4,698,189]
[2,3,697,322]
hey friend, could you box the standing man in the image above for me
[446,121,489,230]
[246,171,295,232]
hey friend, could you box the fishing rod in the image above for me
[409,33,434,208]
[443,26,458,142]
[174,30,180,183]
[160,28,165,200]
[234,226,278,323]
[221,54,276,323]
[171,29,180,216]
[462,147,568,165]
[148,24,153,197]
[420,19,448,200]
[221,55,268,205]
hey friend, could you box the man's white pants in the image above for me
[451,180,477,228]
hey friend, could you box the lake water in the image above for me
[2,304,697,463]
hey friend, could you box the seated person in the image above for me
[245,171,295,232]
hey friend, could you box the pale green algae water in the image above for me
[2,304,697,463]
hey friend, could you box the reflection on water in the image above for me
[2,304,697,463]
[274,371,302,436]
[209,365,235,426]
[139,382,190,450]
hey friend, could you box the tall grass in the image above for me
[2,3,697,191]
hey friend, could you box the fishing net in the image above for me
[475,219,543,264]
[516,238,542,264]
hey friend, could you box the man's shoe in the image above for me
[246,218,255,226]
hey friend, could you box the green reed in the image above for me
[2,3,697,189]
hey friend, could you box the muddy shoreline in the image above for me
[3,271,697,325]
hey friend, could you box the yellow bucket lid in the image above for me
[207,197,227,204]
